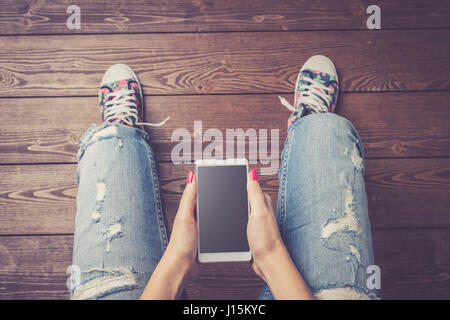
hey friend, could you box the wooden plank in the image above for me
[1,158,449,235]
[160,159,450,230]
[364,159,450,229]
[0,164,77,234]
[1,30,450,97]
[1,0,449,35]
[1,92,450,164]
[0,235,73,300]
[1,229,449,299]
[373,228,450,300]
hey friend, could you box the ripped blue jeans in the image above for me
[71,113,377,300]
[71,124,168,299]
[259,113,377,300]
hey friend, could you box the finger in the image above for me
[263,193,275,215]
[177,171,197,218]
[247,169,267,215]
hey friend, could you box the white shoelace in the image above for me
[103,89,170,127]
[279,76,332,114]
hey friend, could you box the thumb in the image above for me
[247,168,267,214]
[177,171,197,218]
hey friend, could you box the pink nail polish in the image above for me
[187,171,194,184]
[251,168,258,181]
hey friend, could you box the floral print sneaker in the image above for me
[99,64,169,129]
[279,55,339,129]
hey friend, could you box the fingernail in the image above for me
[187,171,194,184]
[251,168,258,181]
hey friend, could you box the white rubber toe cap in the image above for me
[101,64,138,86]
[300,55,337,78]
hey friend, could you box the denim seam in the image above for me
[279,124,295,237]
[144,140,169,252]
[262,124,295,300]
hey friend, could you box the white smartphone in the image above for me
[195,158,251,263]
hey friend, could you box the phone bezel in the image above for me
[195,158,251,263]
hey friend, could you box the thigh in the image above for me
[71,124,168,300]
[259,113,377,300]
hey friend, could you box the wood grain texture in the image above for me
[1,92,450,164]
[161,159,450,230]
[0,235,73,300]
[0,164,77,234]
[1,0,449,301]
[1,0,449,35]
[1,229,449,299]
[1,30,450,97]
[1,158,449,235]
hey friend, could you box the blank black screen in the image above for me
[197,165,249,253]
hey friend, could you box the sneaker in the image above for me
[279,55,339,128]
[99,64,169,128]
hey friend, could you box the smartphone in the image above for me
[195,158,251,263]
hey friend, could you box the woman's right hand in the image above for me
[246,168,285,280]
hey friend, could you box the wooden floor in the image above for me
[1,0,450,299]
